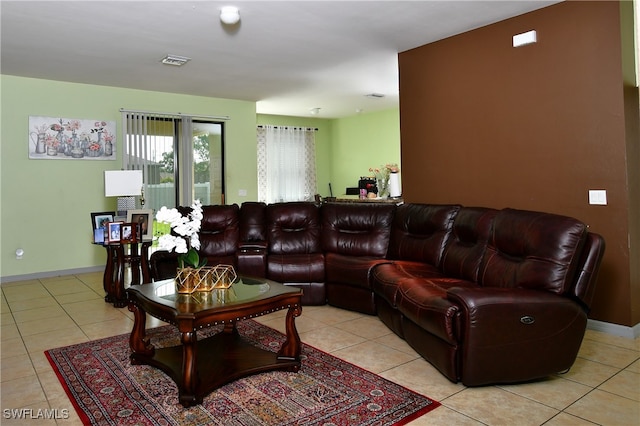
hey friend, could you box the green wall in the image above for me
[1,75,400,280]
[257,109,400,198]
[329,109,401,196]
[1,75,257,278]
[256,114,334,198]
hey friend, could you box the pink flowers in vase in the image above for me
[368,163,399,198]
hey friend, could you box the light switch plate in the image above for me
[588,190,607,205]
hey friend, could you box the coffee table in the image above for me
[126,276,302,407]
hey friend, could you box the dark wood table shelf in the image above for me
[143,327,300,405]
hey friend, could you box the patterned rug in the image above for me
[45,320,439,425]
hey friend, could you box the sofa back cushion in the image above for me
[240,201,267,243]
[199,204,240,257]
[479,208,587,295]
[267,202,321,254]
[321,203,396,257]
[440,207,497,282]
[387,204,460,266]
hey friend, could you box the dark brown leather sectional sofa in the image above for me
[149,201,605,386]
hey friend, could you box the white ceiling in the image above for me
[1,0,561,118]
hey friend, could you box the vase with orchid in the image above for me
[155,199,206,269]
[368,163,399,198]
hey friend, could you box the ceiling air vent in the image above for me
[161,55,191,66]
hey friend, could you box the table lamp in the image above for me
[104,170,143,216]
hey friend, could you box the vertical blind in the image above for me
[120,109,229,209]
[121,111,183,210]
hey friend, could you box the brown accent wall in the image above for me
[398,1,639,327]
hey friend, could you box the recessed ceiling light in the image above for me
[220,6,240,25]
[161,55,191,66]
[365,93,385,99]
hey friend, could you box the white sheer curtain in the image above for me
[257,125,317,204]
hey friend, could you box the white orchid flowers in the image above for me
[155,200,203,254]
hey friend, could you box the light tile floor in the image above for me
[1,272,638,425]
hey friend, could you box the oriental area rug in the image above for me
[45,320,440,426]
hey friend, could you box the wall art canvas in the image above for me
[28,116,116,160]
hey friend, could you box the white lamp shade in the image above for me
[104,170,143,196]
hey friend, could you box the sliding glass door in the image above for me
[192,121,225,206]
[123,113,225,211]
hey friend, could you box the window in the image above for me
[257,125,317,204]
[122,111,226,211]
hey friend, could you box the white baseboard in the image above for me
[588,319,640,339]
[0,266,104,285]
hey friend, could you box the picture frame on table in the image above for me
[91,211,115,230]
[107,222,123,243]
[127,209,153,240]
[120,222,137,243]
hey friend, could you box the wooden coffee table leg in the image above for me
[278,304,302,363]
[179,330,199,407]
[128,303,154,361]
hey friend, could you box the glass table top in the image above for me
[156,276,269,305]
[128,276,300,314]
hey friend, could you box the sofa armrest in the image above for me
[238,241,268,251]
[446,287,587,385]
[236,242,267,277]
[572,232,605,311]
[447,287,585,340]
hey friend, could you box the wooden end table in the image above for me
[97,240,152,307]
[126,276,302,407]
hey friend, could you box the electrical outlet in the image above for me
[238,189,247,196]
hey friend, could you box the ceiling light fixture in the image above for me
[365,93,385,99]
[161,55,191,66]
[309,107,321,115]
[220,6,240,25]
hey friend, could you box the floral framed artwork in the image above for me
[28,116,116,160]
[127,209,153,240]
